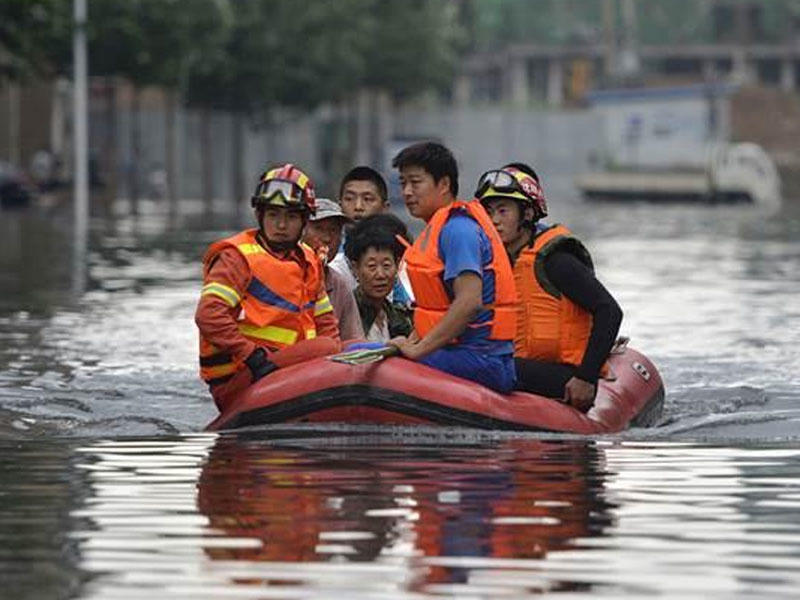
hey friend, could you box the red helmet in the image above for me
[251,163,317,215]
[475,166,547,221]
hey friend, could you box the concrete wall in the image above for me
[86,100,605,204]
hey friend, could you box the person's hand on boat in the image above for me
[387,335,426,360]
[244,347,278,382]
[564,376,595,412]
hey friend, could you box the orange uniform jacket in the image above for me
[196,229,339,385]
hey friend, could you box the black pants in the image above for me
[514,358,577,399]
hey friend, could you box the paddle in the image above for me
[329,345,400,365]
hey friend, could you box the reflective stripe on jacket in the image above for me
[404,200,517,341]
[198,229,330,384]
[514,224,597,367]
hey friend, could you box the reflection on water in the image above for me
[2,434,792,598]
[0,440,82,600]
[197,434,610,573]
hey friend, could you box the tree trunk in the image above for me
[354,89,371,165]
[8,82,21,167]
[165,88,178,219]
[129,86,141,216]
[200,108,214,218]
[231,112,244,226]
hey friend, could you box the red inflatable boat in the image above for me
[206,342,664,433]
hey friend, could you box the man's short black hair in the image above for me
[503,161,539,182]
[344,213,411,264]
[339,166,388,202]
[392,141,459,196]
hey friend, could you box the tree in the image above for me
[0,0,70,82]
[86,0,229,215]
[363,0,464,100]
[139,0,230,218]
[184,0,372,220]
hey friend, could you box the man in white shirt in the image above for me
[328,166,390,289]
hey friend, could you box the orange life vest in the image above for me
[513,224,597,367]
[404,200,517,342]
[198,229,328,384]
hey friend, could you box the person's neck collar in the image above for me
[257,231,298,258]
[355,286,387,311]
[423,193,456,223]
[365,291,386,311]
[506,229,534,262]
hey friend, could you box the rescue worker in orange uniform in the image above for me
[476,162,622,412]
[195,164,341,412]
[388,142,517,394]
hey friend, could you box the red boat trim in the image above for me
[217,384,557,432]
[207,348,666,433]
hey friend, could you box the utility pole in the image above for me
[73,0,89,294]
[619,0,640,78]
[602,0,616,80]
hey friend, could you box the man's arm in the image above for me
[195,249,256,364]
[544,250,622,409]
[391,214,484,360]
[392,272,482,360]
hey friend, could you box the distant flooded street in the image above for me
[1,192,800,598]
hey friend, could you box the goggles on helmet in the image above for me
[251,178,308,210]
[475,167,547,219]
[475,169,538,202]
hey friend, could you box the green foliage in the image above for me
[184,0,463,112]
[362,0,464,99]
[2,0,464,112]
[0,0,71,81]
[469,0,799,48]
[88,0,229,88]
[186,0,373,112]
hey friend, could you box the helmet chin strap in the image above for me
[264,238,299,252]
[256,210,308,253]
[519,202,538,233]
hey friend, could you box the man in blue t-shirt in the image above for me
[388,142,516,394]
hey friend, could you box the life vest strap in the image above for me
[239,323,302,346]
[237,243,267,256]
[247,277,305,313]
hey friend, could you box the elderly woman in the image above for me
[344,214,413,343]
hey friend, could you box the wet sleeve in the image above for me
[543,250,623,383]
[195,248,256,364]
[438,215,484,283]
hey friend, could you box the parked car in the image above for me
[0,160,36,208]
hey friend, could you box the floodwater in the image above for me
[1,192,799,599]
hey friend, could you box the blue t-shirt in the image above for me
[437,212,514,356]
